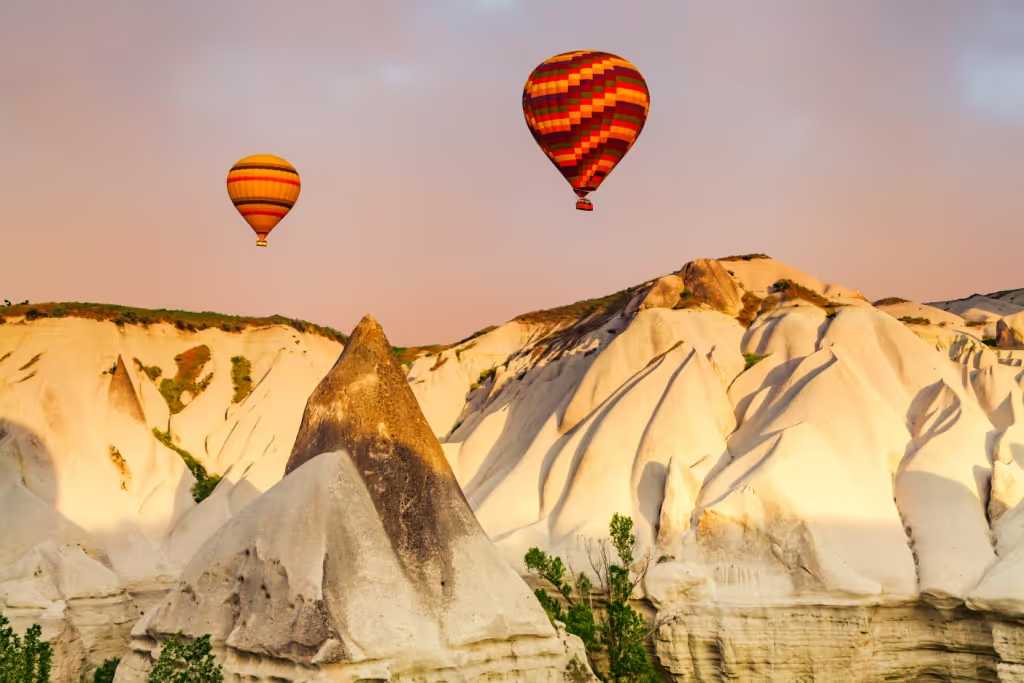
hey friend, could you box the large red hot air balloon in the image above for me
[522,51,650,211]
[226,154,301,247]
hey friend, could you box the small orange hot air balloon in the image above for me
[523,51,650,211]
[226,154,301,247]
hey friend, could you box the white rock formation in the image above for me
[422,257,1024,679]
[0,316,340,677]
[116,316,591,682]
[5,255,1024,680]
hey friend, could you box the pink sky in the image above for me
[4,1,1024,344]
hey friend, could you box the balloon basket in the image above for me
[256,236,268,247]
[575,198,594,212]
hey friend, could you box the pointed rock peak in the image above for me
[284,313,474,579]
[285,314,446,476]
[107,355,144,422]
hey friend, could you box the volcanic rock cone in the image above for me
[117,315,588,681]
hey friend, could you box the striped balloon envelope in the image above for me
[523,50,650,211]
[226,154,301,247]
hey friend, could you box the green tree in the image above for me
[0,614,52,683]
[148,634,222,683]
[92,657,119,683]
[525,514,662,681]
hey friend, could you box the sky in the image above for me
[4,1,1024,344]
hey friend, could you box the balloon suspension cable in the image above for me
[575,197,594,212]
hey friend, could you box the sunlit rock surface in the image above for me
[115,316,591,682]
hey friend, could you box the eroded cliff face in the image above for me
[408,256,1024,680]
[0,317,340,678]
[653,603,1024,681]
[4,256,1024,680]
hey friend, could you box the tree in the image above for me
[0,614,52,683]
[148,634,222,683]
[93,658,119,683]
[525,513,668,682]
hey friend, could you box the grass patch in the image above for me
[873,297,910,306]
[430,354,448,371]
[769,279,832,308]
[743,352,766,370]
[17,353,42,372]
[152,428,220,503]
[983,338,999,348]
[0,301,348,344]
[898,315,930,326]
[719,253,771,261]
[159,345,212,414]
[230,356,253,403]
[133,357,162,381]
[470,366,498,391]
[514,287,636,327]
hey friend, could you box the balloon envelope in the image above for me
[226,154,301,247]
[522,51,650,211]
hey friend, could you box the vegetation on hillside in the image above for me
[743,352,766,370]
[0,614,51,683]
[230,356,253,403]
[133,358,163,381]
[718,253,771,261]
[153,428,221,503]
[873,297,910,306]
[470,366,497,391]
[515,288,636,327]
[898,315,931,326]
[525,514,665,681]
[159,346,212,414]
[0,302,347,343]
[92,658,119,683]
[148,634,223,682]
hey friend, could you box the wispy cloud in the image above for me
[960,53,1024,122]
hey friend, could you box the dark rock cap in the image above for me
[285,314,476,579]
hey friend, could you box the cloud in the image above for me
[960,53,1024,123]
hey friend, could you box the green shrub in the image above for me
[525,514,659,681]
[92,657,119,683]
[153,428,220,503]
[743,352,765,370]
[133,358,163,381]
[0,614,52,683]
[230,356,253,403]
[148,633,222,683]
[158,346,212,414]
[471,366,498,391]
[898,315,930,326]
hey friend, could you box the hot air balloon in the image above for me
[226,154,301,247]
[522,51,650,212]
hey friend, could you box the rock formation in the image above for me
[4,256,1024,679]
[116,316,590,681]
[0,317,341,678]
[410,257,1024,680]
